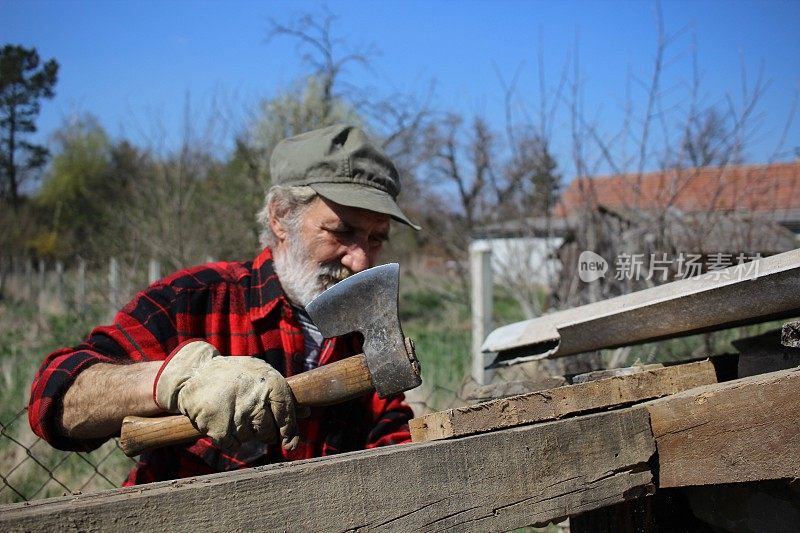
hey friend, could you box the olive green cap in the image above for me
[270,124,421,230]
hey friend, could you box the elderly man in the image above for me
[29,124,420,484]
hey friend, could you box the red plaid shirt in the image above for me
[28,248,413,485]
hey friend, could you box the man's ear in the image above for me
[268,204,288,243]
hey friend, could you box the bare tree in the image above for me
[423,114,493,233]
[120,95,238,270]
[267,8,375,125]
[554,5,791,338]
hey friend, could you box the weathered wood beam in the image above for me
[570,489,707,533]
[684,481,800,531]
[410,360,716,442]
[0,408,656,533]
[646,366,800,488]
[572,480,800,532]
[483,249,800,365]
[733,327,800,377]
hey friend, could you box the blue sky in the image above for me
[3,0,799,176]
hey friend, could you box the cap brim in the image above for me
[309,183,421,231]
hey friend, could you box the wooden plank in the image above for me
[465,376,566,402]
[572,481,800,532]
[684,481,800,532]
[646,367,800,488]
[733,328,800,378]
[410,360,716,442]
[572,364,664,384]
[570,489,708,533]
[0,408,656,532]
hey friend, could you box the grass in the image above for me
[0,301,105,420]
[0,281,487,503]
[6,271,773,506]
[0,300,135,505]
[398,280,531,412]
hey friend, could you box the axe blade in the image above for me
[305,263,421,397]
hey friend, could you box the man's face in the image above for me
[271,197,391,306]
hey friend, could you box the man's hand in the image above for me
[154,341,299,451]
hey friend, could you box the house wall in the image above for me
[473,237,564,286]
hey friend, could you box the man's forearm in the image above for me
[58,361,163,440]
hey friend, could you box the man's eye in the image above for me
[326,227,353,237]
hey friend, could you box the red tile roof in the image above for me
[555,162,800,218]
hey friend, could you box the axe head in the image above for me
[305,263,422,397]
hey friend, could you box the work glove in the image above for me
[154,341,299,451]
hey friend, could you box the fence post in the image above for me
[25,259,33,302]
[76,257,86,313]
[470,240,494,385]
[148,259,161,285]
[54,260,65,313]
[37,259,46,315]
[108,257,119,316]
[9,255,17,295]
[55,260,64,299]
[0,255,7,296]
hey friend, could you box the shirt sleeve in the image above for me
[363,392,414,448]
[28,282,181,452]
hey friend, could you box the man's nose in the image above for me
[341,243,370,273]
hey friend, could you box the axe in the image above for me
[118,263,421,457]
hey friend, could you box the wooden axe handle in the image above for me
[119,354,373,457]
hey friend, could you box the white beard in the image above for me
[272,235,352,307]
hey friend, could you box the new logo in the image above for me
[578,251,608,282]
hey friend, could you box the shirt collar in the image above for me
[248,247,358,367]
[248,247,289,322]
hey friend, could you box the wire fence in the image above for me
[0,255,177,321]
[0,255,547,506]
[0,352,577,505]
[0,390,468,505]
[0,408,138,504]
